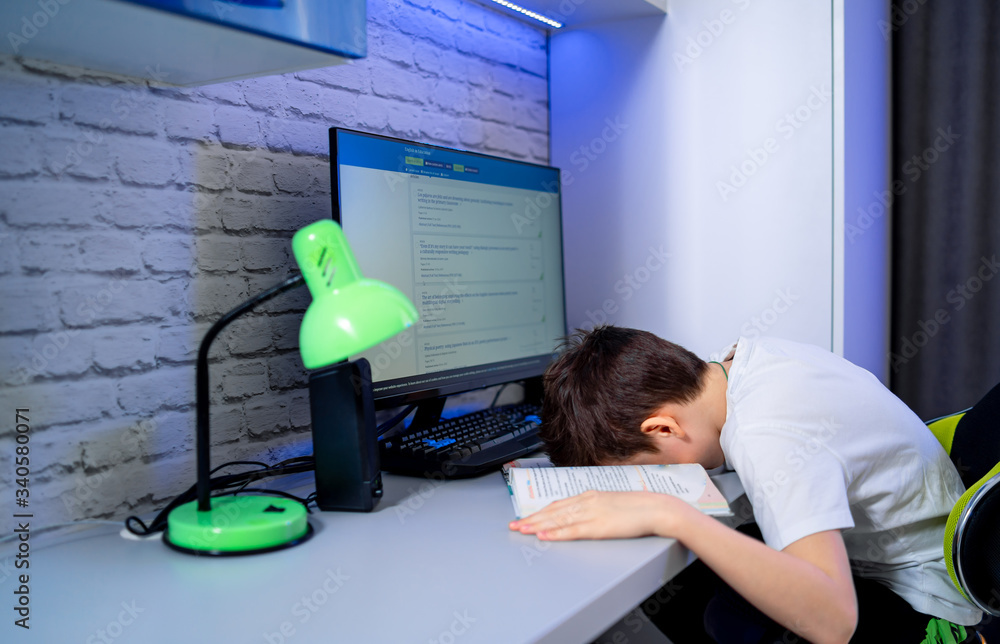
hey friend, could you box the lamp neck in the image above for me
[195,274,306,512]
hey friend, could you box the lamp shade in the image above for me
[292,220,418,369]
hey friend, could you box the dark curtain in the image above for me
[891,0,1000,420]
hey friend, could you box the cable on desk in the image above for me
[124,456,316,537]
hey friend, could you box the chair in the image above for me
[925,381,1000,618]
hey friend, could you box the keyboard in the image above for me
[379,403,544,478]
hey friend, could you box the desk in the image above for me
[5,470,745,643]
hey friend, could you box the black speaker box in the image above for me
[308,358,382,511]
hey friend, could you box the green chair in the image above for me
[925,381,1000,619]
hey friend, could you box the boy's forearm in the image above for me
[660,501,857,644]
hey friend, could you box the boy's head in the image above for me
[540,325,710,467]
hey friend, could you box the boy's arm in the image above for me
[509,491,858,644]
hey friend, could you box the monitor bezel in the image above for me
[329,127,567,410]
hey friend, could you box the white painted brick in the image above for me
[58,275,188,327]
[267,351,307,390]
[371,65,426,104]
[247,273,310,315]
[225,315,273,356]
[295,59,372,94]
[157,323,209,364]
[529,132,549,163]
[0,336,33,386]
[43,128,115,180]
[114,138,181,187]
[191,191,225,233]
[115,365,194,415]
[272,155,325,195]
[271,313,303,351]
[79,233,143,273]
[190,273,248,318]
[484,122,530,157]
[245,395,290,438]
[478,92,515,123]
[0,225,19,275]
[262,118,328,157]
[232,154,276,194]
[241,75,288,115]
[101,187,193,230]
[375,29,416,67]
[517,45,549,78]
[18,231,82,273]
[0,125,42,177]
[457,118,485,147]
[413,41,444,76]
[393,6,454,49]
[284,80,358,126]
[459,1,487,30]
[221,195,329,234]
[178,146,231,191]
[241,236,290,271]
[216,105,263,148]
[431,79,470,113]
[2,183,107,227]
[195,235,242,273]
[419,111,460,146]
[61,84,161,136]
[220,360,268,400]
[91,325,158,371]
[0,70,56,124]
[196,81,245,106]
[354,94,391,132]
[142,233,194,274]
[164,100,217,143]
[7,327,92,382]
[76,415,161,471]
[432,0,463,21]
[521,99,548,132]
[0,379,116,430]
[289,391,311,429]
[0,275,63,333]
[209,403,245,445]
[387,103,422,139]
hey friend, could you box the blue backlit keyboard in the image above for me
[379,403,543,478]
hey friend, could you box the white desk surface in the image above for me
[3,469,745,644]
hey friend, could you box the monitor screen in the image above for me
[330,128,567,409]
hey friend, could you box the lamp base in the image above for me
[164,496,313,556]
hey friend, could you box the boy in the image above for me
[509,326,982,644]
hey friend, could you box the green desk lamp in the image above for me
[164,220,418,556]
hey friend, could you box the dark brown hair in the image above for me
[540,325,708,466]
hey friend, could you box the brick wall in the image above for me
[0,0,549,527]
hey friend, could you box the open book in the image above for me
[502,457,732,519]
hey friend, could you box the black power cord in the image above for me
[124,456,316,537]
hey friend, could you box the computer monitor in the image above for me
[329,128,566,417]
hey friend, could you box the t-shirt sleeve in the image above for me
[731,425,855,551]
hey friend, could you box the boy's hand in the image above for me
[508,490,698,540]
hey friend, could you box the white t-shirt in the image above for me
[718,336,981,625]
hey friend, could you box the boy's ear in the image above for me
[640,413,685,439]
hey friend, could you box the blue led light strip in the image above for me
[489,0,563,29]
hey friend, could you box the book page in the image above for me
[507,464,730,519]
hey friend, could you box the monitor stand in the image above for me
[408,396,446,433]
